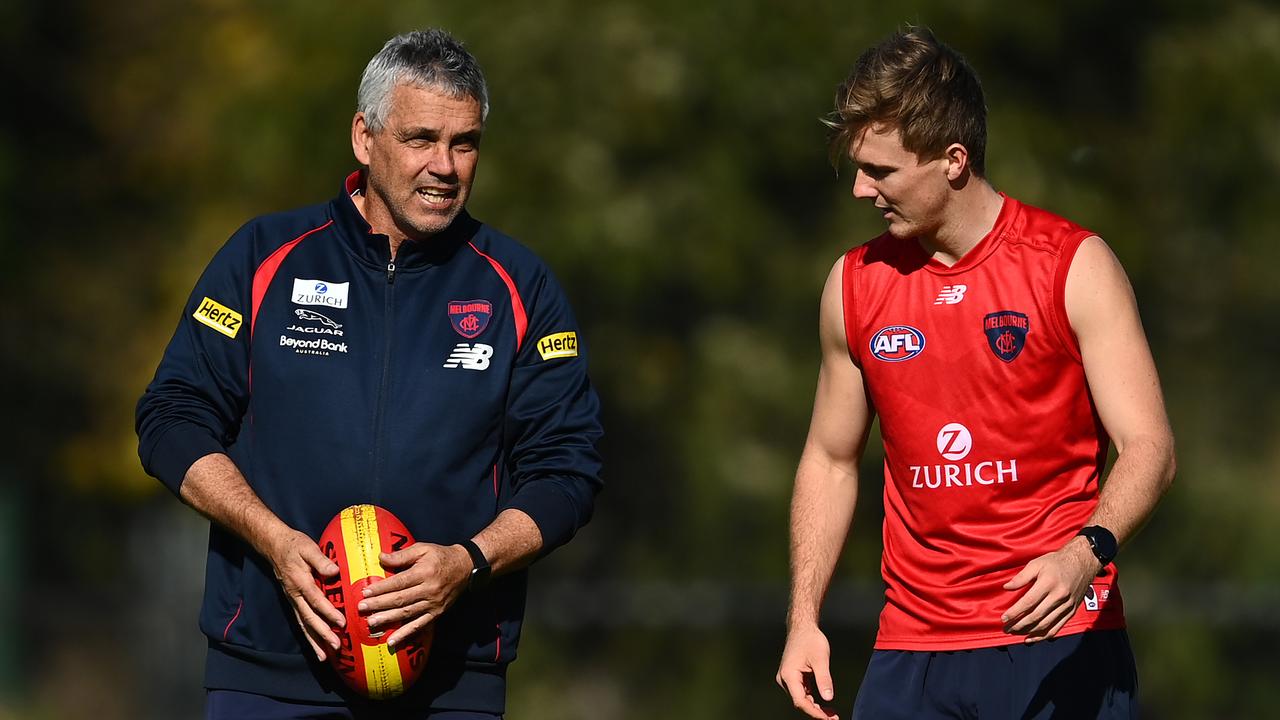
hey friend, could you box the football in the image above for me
[316,504,432,699]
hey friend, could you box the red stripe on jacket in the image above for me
[250,220,334,337]
[467,241,528,351]
[223,599,244,641]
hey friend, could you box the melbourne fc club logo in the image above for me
[448,299,493,339]
[870,325,926,362]
[983,311,1029,362]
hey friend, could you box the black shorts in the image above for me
[852,629,1139,719]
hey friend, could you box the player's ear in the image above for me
[943,143,969,181]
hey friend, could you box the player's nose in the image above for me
[852,169,878,200]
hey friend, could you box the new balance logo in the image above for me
[934,284,968,305]
[443,343,493,371]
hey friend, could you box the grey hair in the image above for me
[357,29,489,131]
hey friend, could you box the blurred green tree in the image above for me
[2,0,1277,718]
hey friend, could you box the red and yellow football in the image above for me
[316,504,431,699]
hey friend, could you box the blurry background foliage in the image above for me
[2,0,1278,718]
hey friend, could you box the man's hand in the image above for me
[262,526,344,661]
[358,542,472,649]
[776,624,840,720]
[1001,536,1101,643]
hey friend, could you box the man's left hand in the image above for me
[1001,536,1101,643]
[358,542,472,649]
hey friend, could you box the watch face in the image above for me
[1100,541,1117,562]
[1083,527,1117,564]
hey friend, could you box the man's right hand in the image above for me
[263,526,344,661]
[177,454,346,661]
[777,624,839,719]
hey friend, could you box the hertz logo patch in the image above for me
[537,331,578,360]
[193,297,243,338]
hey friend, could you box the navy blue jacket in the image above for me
[136,172,603,712]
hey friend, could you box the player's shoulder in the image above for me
[1003,195,1095,255]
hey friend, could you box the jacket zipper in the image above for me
[371,260,396,501]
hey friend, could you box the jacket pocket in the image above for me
[198,527,247,643]
[431,571,527,666]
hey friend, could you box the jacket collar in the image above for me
[330,170,480,269]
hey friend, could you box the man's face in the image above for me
[353,83,483,241]
[848,124,950,240]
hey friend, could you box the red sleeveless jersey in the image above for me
[843,195,1126,650]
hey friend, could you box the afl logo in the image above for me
[870,325,926,362]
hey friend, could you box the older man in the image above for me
[137,29,603,718]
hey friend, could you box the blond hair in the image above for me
[827,27,987,176]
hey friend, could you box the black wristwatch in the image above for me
[1077,526,1118,569]
[460,539,492,591]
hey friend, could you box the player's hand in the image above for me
[776,624,840,719]
[359,542,472,649]
[1001,536,1101,643]
[263,526,343,661]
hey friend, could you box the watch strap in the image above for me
[460,539,491,590]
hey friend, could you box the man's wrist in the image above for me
[459,539,492,591]
[785,607,821,633]
[251,516,298,561]
[1077,525,1118,568]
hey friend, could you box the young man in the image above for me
[776,28,1174,719]
[136,29,603,718]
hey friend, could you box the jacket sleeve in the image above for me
[502,267,604,552]
[135,223,256,495]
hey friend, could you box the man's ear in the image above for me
[352,112,372,166]
[943,142,969,181]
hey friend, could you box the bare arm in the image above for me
[1002,235,1175,641]
[472,508,544,573]
[180,453,345,660]
[777,257,875,720]
[1066,236,1176,540]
